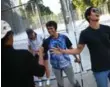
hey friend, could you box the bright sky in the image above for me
[21,0,29,4]
[43,0,61,14]
[21,0,61,15]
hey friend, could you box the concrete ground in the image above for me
[35,70,110,87]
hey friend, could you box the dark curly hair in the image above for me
[46,21,57,31]
[84,6,94,22]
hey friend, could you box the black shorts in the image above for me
[35,54,48,60]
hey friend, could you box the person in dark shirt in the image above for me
[1,20,45,87]
[52,7,110,87]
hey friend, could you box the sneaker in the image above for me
[74,80,81,87]
[38,81,42,87]
[46,79,50,86]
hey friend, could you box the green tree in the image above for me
[73,0,88,11]
[25,0,52,16]
[72,0,88,19]
[72,0,109,19]
[107,0,110,13]
[25,0,53,26]
[83,0,107,7]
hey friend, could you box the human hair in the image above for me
[84,6,94,22]
[1,31,13,47]
[26,28,36,39]
[46,21,57,30]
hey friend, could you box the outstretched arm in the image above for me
[69,47,80,63]
[62,44,85,54]
[51,44,85,55]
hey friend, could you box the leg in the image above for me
[64,65,80,87]
[44,60,50,78]
[93,70,109,87]
[44,60,50,85]
[53,68,64,87]
[35,54,43,86]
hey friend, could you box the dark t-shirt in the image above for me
[79,24,110,72]
[2,46,45,87]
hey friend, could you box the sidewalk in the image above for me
[35,70,110,87]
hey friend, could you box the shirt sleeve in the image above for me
[65,36,72,49]
[79,31,87,44]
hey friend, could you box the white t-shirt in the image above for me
[28,34,43,55]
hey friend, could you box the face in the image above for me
[29,32,36,40]
[47,26,56,36]
[88,8,100,22]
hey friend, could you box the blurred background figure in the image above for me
[26,28,50,86]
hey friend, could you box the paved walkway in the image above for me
[36,71,110,87]
[35,70,110,87]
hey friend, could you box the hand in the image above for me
[39,58,44,65]
[35,50,39,55]
[74,58,81,63]
[50,48,62,54]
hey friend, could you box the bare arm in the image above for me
[28,45,33,54]
[62,44,85,54]
[69,46,78,58]
[37,47,44,65]
[39,47,44,59]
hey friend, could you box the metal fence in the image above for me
[1,0,66,34]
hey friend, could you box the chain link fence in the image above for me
[1,0,66,35]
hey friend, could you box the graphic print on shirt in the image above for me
[49,34,71,69]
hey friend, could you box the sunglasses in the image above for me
[91,8,100,14]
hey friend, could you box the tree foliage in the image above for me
[72,0,87,12]
[72,0,110,19]
[25,0,53,16]
[107,0,110,13]
[19,0,53,25]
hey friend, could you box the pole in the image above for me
[35,3,45,38]
[68,0,84,86]
[74,31,84,87]
[60,0,69,33]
